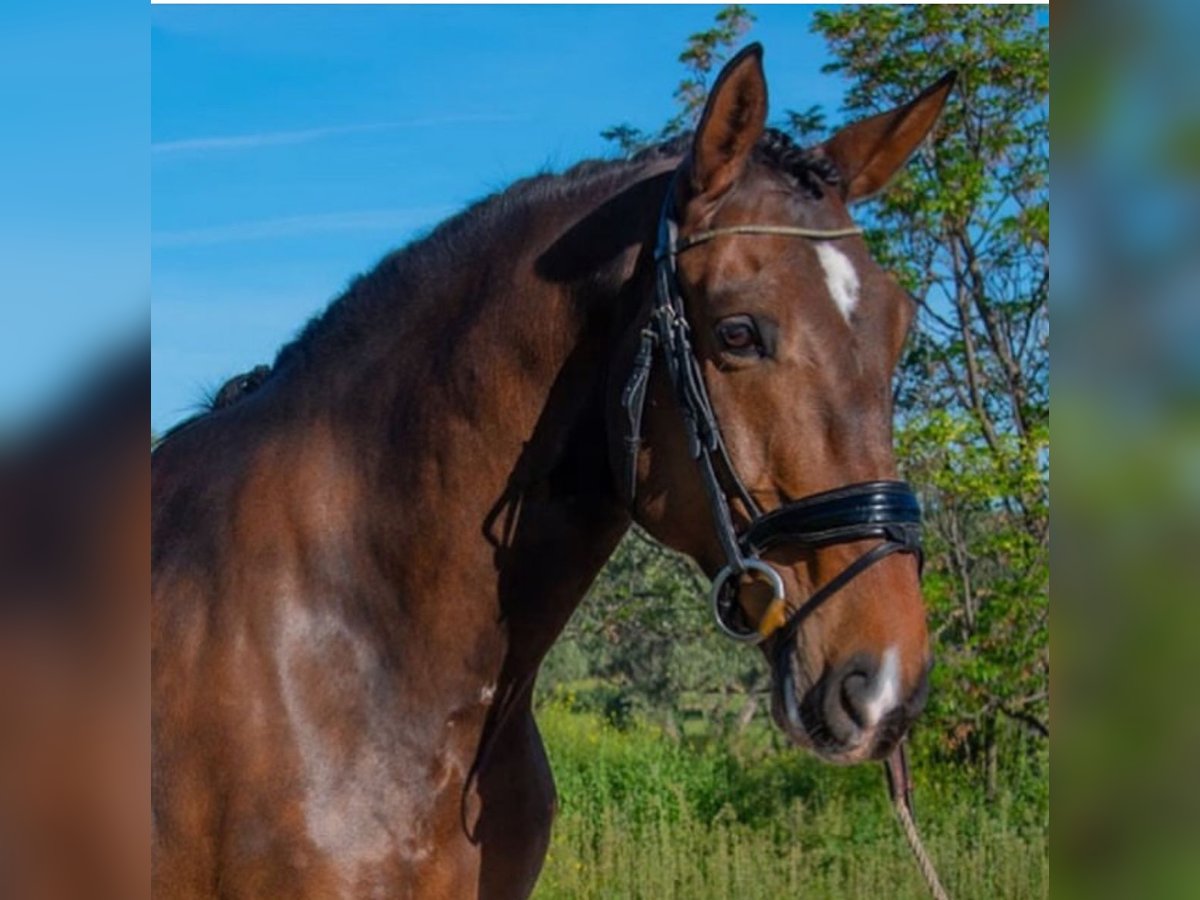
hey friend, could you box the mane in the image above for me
[633,127,839,197]
[157,127,835,442]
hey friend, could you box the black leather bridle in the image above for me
[619,184,923,645]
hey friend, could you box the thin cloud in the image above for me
[153,114,522,156]
[153,206,455,248]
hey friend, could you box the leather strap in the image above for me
[676,223,863,254]
[771,536,920,647]
[741,481,922,554]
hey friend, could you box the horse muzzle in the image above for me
[772,643,931,763]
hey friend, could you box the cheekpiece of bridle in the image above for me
[618,179,924,646]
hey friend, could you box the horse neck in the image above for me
[281,167,668,690]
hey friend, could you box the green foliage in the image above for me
[601,6,756,157]
[899,410,1049,777]
[533,704,1048,899]
[780,104,828,145]
[814,6,1049,433]
[809,5,1049,780]
[572,0,1049,820]
[663,5,756,138]
[541,529,763,732]
[597,124,649,158]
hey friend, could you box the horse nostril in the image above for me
[833,647,902,733]
[817,657,875,745]
[839,670,872,729]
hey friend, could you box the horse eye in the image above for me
[716,318,760,354]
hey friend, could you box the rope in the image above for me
[892,788,952,900]
[885,744,951,900]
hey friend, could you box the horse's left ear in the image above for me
[817,70,957,204]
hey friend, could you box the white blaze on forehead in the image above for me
[814,243,861,321]
[861,645,901,729]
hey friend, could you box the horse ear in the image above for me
[688,44,768,199]
[817,70,957,204]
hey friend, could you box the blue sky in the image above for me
[151,5,846,433]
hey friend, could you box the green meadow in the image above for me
[532,702,1048,900]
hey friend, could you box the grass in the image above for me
[532,702,1048,899]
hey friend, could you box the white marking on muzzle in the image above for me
[861,646,901,729]
[815,244,860,321]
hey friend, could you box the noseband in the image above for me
[618,185,923,645]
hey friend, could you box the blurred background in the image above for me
[0,0,147,897]
[0,0,146,430]
[1054,0,1200,896]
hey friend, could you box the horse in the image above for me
[152,44,954,899]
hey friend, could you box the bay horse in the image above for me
[153,45,954,898]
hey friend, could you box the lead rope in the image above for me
[885,743,951,900]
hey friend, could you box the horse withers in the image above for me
[152,44,953,899]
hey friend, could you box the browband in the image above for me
[675,224,863,254]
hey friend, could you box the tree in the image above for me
[559,6,1049,794]
[663,5,757,137]
[601,6,756,157]
[540,528,765,737]
[809,5,1049,789]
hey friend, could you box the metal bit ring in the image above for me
[709,559,786,644]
